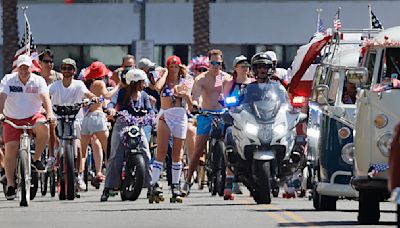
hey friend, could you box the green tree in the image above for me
[193,0,210,57]
[2,0,18,74]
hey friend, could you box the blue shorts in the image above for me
[196,110,225,136]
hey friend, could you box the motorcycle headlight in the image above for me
[127,126,140,138]
[245,123,259,136]
[341,143,354,165]
[273,123,286,135]
[377,132,392,157]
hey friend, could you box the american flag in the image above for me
[317,16,324,33]
[371,10,384,29]
[333,9,342,30]
[12,9,41,72]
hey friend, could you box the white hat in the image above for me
[16,54,32,68]
[233,55,250,66]
[266,51,277,61]
[125,69,147,85]
[137,58,156,70]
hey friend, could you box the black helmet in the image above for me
[251,52,274,76]
[119,67,134,85]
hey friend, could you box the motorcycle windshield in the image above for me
[241,83,289,122]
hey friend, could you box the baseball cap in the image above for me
[137,58,156,70]
[233,55,250,67]
[266,51,277,61]
[16,54,32,68]
[125,69,148,85]
[61,58,77,69]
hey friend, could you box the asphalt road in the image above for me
[0,182,397,228]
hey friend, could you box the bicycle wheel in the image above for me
[64,142,75,200]
[30,171,39,200]
[40,172,48,196]
[18,154,30,207]
[49,170,56,197]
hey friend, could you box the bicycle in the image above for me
[193,109,227,197]
[0,118,49,206]
[54,98,99,200]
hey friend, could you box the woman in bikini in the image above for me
[149,55,193,202]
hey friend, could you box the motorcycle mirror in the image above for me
[315,84,330,105]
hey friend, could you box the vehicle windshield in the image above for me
[240,83,290,122]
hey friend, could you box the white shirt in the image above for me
[49,79,89,121]
[0,72,48,119]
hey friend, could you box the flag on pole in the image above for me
[317,16,324,33]
[333,10,342,30]
[371,10,384,29]
[12,8,41,72]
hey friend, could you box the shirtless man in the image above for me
[182,49,231,195]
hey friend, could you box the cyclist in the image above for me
[101,69,153,201]
[266,51,289,87]
[182,49,231,195]
[0,54,56,199]
[49,58,98,191]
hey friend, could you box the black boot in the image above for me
[170,184,183,203]
[100,188,110,202]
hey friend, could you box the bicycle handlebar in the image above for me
[191,109,228,116]
[0,118,50,130]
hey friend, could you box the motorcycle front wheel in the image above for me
[253,160,271,204]
[121,153,145,201]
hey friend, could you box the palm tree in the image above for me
[2,0,18,74]
[193,0,210,57]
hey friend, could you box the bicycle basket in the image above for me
[53,105,81,116]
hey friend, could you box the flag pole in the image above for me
[22,6,31,56]
[368,4,373,29]
[316,8,322,33]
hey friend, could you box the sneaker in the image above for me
[46,157,56,169]
[5,186,16,200]
[181,181,191,197]
[233,183,243,195]
[77,174,87,191]
[32,159,46,172]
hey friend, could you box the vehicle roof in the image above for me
[365,26,400,48]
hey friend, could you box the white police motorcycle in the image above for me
[224,82,306,204]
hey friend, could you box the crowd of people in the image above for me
[0,48,289,202]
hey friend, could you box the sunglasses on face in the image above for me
[210,61,222,66]
[42,59,53,64]
[195,68,208,73]
[61,66,74,71]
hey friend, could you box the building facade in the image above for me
[1,0,400,75]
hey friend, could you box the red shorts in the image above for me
[3,113,46,144]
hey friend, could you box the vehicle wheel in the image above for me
[19,156,29,207]
[272,187,279,197]
[84,159,89,192]
[397,205,400,227]
[58,159,66,201]
[40,172,48,196]
[358,190,380,224]
[313,182,336,211]
[49,170,56,197]
[212,141,226,197]
[65,143,75,200]
[122,154,145,201]
[253,161,271,204]
[312,183,320,209]
[30,171,39,200]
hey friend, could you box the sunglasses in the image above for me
[195,68,208,73]
[61,66,74,71]
[210,61,222,66]
[42,59,53,63]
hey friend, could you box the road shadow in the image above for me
[189,203,255,207]
[251,208,396,214]
[278,221,397,227]
[90,208,182,212]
